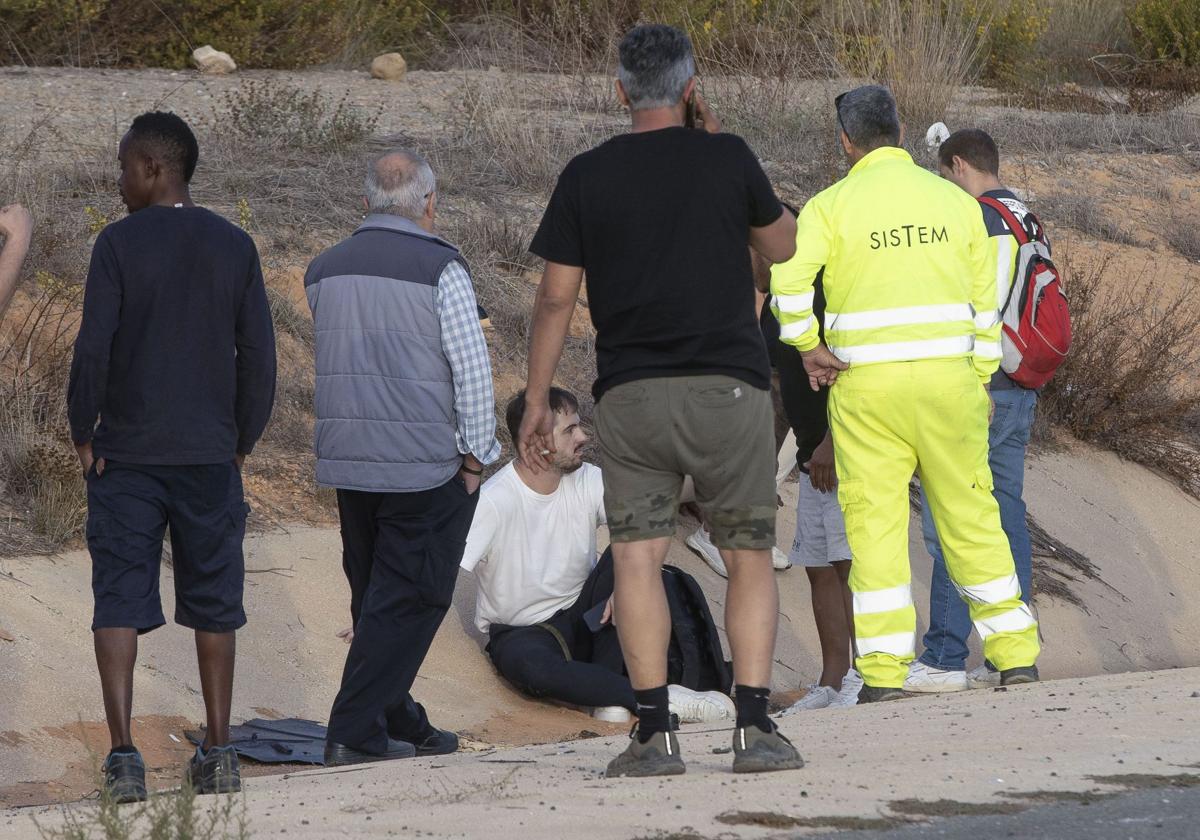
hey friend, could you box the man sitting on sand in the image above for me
[461,388,736,725]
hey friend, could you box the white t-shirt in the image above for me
[461,461,606,634]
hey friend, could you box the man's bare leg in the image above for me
[721,549,778,688]
[94,628,138,749]
[195,631,236,750]
[611,536,673,689]
[805,566,851,690]
[835,560,857,659]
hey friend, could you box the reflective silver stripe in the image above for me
[974,604,1036,638]
[974,340,1002,359]
[974,310,1000,330]
[775,292,815,314]
[856,631,915,657]
[853,583,913,615]
[995,236,1013,310]
[959,574,1021,605]
[779,316,816,340]
[826,303,972,332]
[832,335,974,364]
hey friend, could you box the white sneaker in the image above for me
[667,684,736,723]
[592,706,631,723]
[782,685,838,714]
[903,661,968,693]
[966,664,1002,689]
[685,528,727,578]
[830,669,862,707]
[771,547,792,570]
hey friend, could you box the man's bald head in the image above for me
[364,149,436,221]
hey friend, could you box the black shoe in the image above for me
[324,738,417,767]
[732,721,804,774]
[605,725,686,778]
[103,748,148,804]
[186,745,241,795]
[1000,665,1040,686]
[858,685,908,703]
[407,725,459,757]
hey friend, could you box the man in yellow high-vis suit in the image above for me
[771,85,1040,700]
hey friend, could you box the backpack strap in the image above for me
[978,196,1032,246]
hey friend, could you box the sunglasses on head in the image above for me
[835,91,848,133]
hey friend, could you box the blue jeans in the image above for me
[918,387,1037,671]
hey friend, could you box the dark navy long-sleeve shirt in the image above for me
[67,205,277,464]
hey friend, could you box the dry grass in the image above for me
[959,104,1200,162]
[1164,215,1200,263]
[823,0,985,129]
[1044,0,1133,81]
[439,73,618,197]
[1034,191,1140,245]
[1036,255,1200,495]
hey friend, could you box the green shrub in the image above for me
[973,0,1050,85]
[1131,0,1200,67]
[0,0,436,68]
[217,81,381,148]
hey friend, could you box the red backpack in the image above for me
[979,196,1071,389]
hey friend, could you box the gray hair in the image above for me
[364,149,436,220]
[617,24,696,111]
[836,85,901,151]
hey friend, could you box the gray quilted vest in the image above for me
[305,214,464,492]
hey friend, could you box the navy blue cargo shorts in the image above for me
[85,460,249,634]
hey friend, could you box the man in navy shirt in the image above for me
[67,111,276,802]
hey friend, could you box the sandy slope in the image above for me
[7,667,1200,839]
[1,438,1198,810]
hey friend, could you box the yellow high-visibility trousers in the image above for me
[828,358,1040,688]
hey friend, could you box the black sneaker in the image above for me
[407,725,459,757]
[732,721,804,773]
[185,745,241,795]
[858,685,908,703]
[605,725,686,778]
[324,737,417,767]
[102,749,147,804]
[1000,665,1040,686]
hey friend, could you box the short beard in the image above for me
[557,458,584,474]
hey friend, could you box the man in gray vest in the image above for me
[306,149,499,766]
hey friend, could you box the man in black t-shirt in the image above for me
[518,24,801,777]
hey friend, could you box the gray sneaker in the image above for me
[732,722,804,773]
[1000,665,1040,686]
[858,685,908,703]
[185,745,241,795]
[605,727,686,778]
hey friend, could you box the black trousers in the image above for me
[486,548,636,711]
[327,476,478,753]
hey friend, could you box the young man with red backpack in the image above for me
[905,128,1069,692]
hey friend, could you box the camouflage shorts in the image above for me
[594,375,777,550]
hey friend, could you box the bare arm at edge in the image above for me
[0,205,33,319]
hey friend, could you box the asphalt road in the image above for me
[809,784,1200,840]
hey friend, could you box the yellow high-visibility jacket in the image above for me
[771,146,1001,382]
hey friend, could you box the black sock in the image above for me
[633,685,671,742]
[735,685,772,732]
